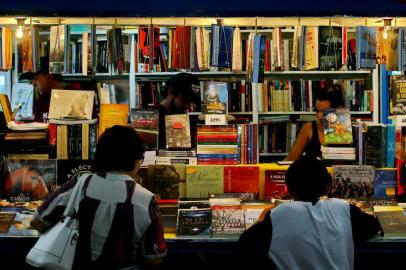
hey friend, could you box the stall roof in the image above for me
[1,0,406,17]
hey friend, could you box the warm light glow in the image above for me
[15,26,23,39]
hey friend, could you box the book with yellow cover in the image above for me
[0,94,13,124]
[304,26,319,70]
[99,104,128,136]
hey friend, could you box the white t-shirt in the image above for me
[269,198,354,270]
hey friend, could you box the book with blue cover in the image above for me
[374,169,397,200]
[202,81,228,115]
[356,26,376,69]
[210,25,234,68]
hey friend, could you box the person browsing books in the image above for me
[158,72,200,149]
[236,157,380,270]
[19,69,65,123]
[284,83,347,161]
[31,125,167,269]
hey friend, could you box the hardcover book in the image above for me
[147,165,186,202]
[3,159,57,202]
[223,165,259,193]
[376,28,399,71]
[374,169,397,200]
[318,26,342,70]
[186,166,224,199]
[374,205,406,237]
[391,79,406,115]
[210,25,234,68]
[176,208,212,237]
[211,205,245,235]
[264,170,289,200]
[130,109,158,150]
[331,165,375,200]
[202,81,228,115]
[323,108,353,145]
[48,89,95,120]
[99,104,128,136]
[11,83,34,120]
[165,114,191,149]
[356,26,376,69]
[304,26,319,70]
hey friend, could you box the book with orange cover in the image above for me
[223,166,259,193]
[99,104,128,136]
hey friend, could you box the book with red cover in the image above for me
[264,169,289,200]
[223,166,259,193]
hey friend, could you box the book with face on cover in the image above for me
[165,114,191,149]
[3,159,57,202]
[48,89,95,120]
[202,81,228,115]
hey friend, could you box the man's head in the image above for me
[164,72,200,113]
[286,157,332,202]
[19,70,63,96]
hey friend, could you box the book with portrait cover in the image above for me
[165,114,191,149]
[202,81,228,115]
[3,159,57,202]
[48,89,95,120]
[323,108,353,145]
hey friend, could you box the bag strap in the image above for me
[63,174,93,218]
[125,181,136,204]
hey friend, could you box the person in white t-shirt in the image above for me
[236,157,381,270]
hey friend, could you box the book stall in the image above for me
[1,0,406,268]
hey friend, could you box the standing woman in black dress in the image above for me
[284,83,347,161]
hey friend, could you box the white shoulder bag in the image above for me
[26,174,92,270]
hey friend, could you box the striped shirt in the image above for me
[35,172,167,269]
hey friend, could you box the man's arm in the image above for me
[350,204,381,242]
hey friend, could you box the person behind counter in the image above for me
[157,72,201,149]
[19,70,65,122]
[236,157,380,270]
[284,83,347,161]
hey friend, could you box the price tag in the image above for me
[205,114,226,125]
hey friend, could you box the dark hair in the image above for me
[165,72,200,104]
[286,157,331,202]
[93,125,145,173]
[313,83,346,109]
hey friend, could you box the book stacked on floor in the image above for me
[196,125,239,165]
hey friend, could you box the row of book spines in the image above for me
[365,124,395,168]
[240,124,258,164]
[258,122,292,154]
[49,123,97,160]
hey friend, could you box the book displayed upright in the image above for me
[48,89,95,120]
[323,108,353,145]
[165,114,191,149]
[202,81,228,115]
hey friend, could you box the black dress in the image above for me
[303,121,322,158]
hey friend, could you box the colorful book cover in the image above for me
[165,114,191,149]
[223,166,259,193]
[323,108,353,145]
[264,170,289,200]
[318,26,342,70]
[331,165,375,200]
[202,81,228,115]
[147,165,186,202]
[374,169,397,200]
[376,28,399,71]
[3,159,57,202]
[186,166,224,198]
[48,89,95,120]
[356,26,376,69]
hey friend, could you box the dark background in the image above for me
[1,0,406,17]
